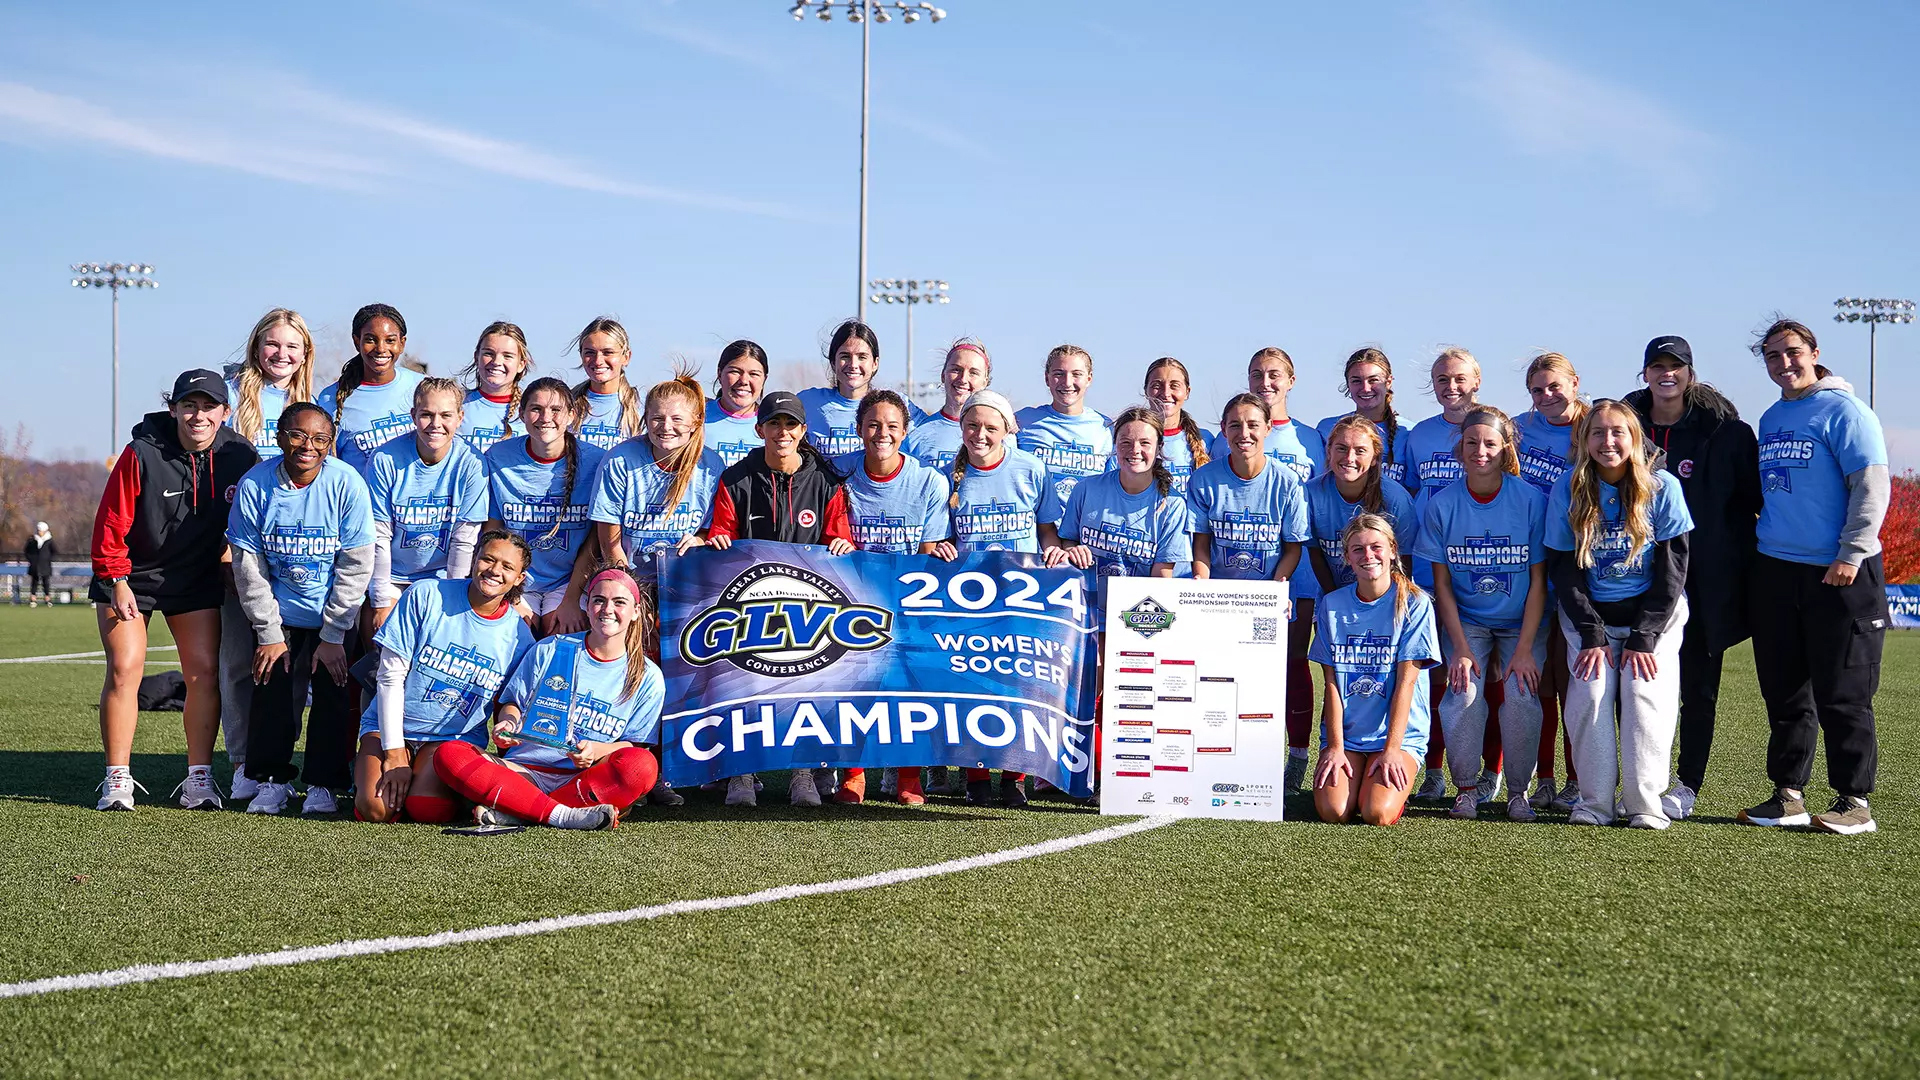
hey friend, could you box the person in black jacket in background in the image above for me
[1625,336,1760,820]
[24,522,56,606]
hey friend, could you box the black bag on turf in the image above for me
[137,670,186,711]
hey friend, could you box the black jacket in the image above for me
[708,447,852,547]
[1625,383,1760,652]
[25,536,56,575]
[91,410,259,602]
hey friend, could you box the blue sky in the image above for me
[3,0,1917,466]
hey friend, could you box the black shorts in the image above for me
[88,577,222,617]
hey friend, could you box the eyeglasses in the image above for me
[283,432,335,449]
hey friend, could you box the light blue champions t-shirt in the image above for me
[1209,417,1324,485]
[485,437,608,594]
[1185,457,1310,581]
[1757,385,1888,566]
[226,457,376,630]
[367,437,491,584]
[1014,405,1115,518]
[362,578,535,745]
[1545,469,1694,602]
[1058,471,1192,578]
[1514,410,1576,496]
[588,439,724,580]
[951,447,1060,554]
[797,387,930,459]
[844,455,952,554]
[1304,472,1419,592]
[1309,583,1440,758]
[499,633,665,771]
[1406,414,1465,501]
[1159,422,1214,496]
[317,367,426,474]
[704,400,762,467]
[1415,477,1547,631]
[1315,411,1415,492]
[459,390,515,454]
[577,389,631,451]
[902,410,964,473]
[225,378,289,460]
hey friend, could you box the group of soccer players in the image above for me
[87,304,1892,834]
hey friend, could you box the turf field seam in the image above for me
[0,645,178,664]
[0,813,1178,1000]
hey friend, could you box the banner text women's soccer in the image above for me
[658,541,1100,796]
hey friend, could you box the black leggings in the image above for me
[244,625,357,788]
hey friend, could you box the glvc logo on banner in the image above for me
[680,562,893,678]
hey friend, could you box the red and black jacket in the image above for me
[92,410,260,601]
[708,446,851,547]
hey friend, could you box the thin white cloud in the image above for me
[1437,15,1719,204]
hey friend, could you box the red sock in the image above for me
[551,747,659,810]
[435,740,561,823]
[403,795,458,824]
[1537,692,1560,778]
[1425,671,1447,769]
[964,769,1027,782]
[1483,680,1503,773]
[1285,655,1312,748]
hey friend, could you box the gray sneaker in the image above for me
[1507,792,1537,823]
[1528,777,1556,811]
[1737,787,1810,828]
[1449,790,1481,820]
[1660,782,1697,821]
[1477,768,1504,804]
[789,768,823,807]
[1415,769,1448,801]
[1284,754,1308,794]
[1549,779,1580,813]
[1811,796,1877,836]
[725,775,757,807]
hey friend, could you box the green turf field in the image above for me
[0,603,1914,1078]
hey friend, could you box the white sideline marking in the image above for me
[0,646,178,664]
[0,814,1177,999]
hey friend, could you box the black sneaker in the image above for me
[1811,795,1877,836]
[965,779,991,806]
[646,779,685,808]
[1737,787,1810,827]
[1000,776,1029,809]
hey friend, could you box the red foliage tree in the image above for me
[1883,472,1920,584]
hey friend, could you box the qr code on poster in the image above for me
[1252,617,1277,643]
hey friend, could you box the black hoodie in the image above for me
[91,410,260,602]
[1624,383,1761,652]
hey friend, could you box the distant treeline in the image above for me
[0,430,107,559]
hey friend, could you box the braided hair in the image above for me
[335,303,407,426]
[567,316,642,440]
[518,377,582,545]
[463,321,534,440]
[1111,405,1175,497]
[1143,357,1210,474]
[1342,347,1398,475]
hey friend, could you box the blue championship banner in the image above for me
[659,540,1100,796]
[1889,584,1920,629]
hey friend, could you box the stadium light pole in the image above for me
[790,1,947,325]
[1832,297,1916,409]
[70,262,159,460]
[868,278,949,408]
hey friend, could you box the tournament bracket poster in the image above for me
[1099,577,1289,821]
[658,540,1100,796]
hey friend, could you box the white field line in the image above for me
[0,646,178,664]
[0,814,1177,1000]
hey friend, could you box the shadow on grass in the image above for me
[0,750,239,807]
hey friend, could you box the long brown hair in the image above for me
[1143,357,1210,473]
[462,321,534,440]
[519,377,583,545]
[1111,405,1175,497]
[643,368,708,518]
[1341,347,1399,469]
[233,308,317,443]
[1326,415,1388,513]
[568,316,642,439]
[586,561,654,704]
[1566,400,1657,570]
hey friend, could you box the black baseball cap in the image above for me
[171,369,230,405]
[757,390,805,425]
[1643,336,1693,369]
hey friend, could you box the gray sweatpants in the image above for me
[1438,621,1546,796]
[1559,597,1687,825]
[218,592,255,766]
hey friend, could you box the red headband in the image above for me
[586,568,642,605]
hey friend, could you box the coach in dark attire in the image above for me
[1626,335,1760,819]
[25,522,57,604]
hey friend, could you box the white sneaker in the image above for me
[302,786,338,815]
[1627,813,1671,831]
[1416,769,1448,801]
[95,773,144,812]
[725,775,757,807]
[789,768,822,807]
[1661,782,1697,821]
[230,766,259,802]
[247,781,292,815]
[550,803,619,831]
[1529,777,1557,811]
[174,773,224,811]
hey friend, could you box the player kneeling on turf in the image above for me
[437,565,664,830]
[353,532,538,824]
[1310,514,1441,826]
